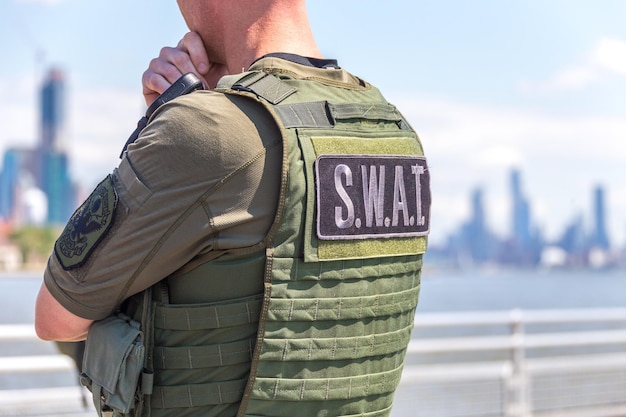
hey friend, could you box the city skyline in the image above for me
[1,1,625,247]
[434,167,621,269]
[0,64,622,270]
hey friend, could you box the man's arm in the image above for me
[35,283,93,342]
[34,32,221,343]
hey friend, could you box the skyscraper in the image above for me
[591,185,610,250]
[0,148,41,223]
[468,187,489,262]
[0,68,75,225]
[0,150,20,219]
[41,68,66,153]
[38,68,76,224]
[510,168,531,249]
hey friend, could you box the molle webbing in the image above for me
[152,339,254,370]
[148,294,262,415]
[218,71,297,104]
[273,101,404,129]
[152,297,262,330]
[242,255,422,417]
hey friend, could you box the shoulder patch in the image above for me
[55,175,118,270]
[315,154,430,240]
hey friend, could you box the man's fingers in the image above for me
[157,43,210,89]
[178,32,210,75]
[141,55,186,106]
[142,33,212,106]
[142,71,171,98]
[158,46,197,80]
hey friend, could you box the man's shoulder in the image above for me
[150,89,255,133]
[139,89,274,162]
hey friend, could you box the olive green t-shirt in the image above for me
[45,86,282,319]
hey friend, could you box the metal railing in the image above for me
[392,308,626,417]
[2,309,626,417]
[0,324,93,416]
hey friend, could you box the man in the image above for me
[36,1,431,416]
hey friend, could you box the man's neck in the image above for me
[219,2,323,74]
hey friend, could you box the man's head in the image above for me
[174,0,319,79]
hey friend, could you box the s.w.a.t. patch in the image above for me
[55,175,117,270]
[315,154,430,240]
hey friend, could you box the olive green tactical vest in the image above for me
[133,68,430,417]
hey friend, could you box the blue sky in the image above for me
[1,0,625,247]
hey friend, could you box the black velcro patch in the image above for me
[55,175,118,270]
[315,155,430,240]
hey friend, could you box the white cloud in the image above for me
[0,75,39,153]
[66,87,145,188]
[518,37,626,94]
[474,146,525,170]
[594,37,626,75]
[0,73,144,189]
[394,94,626,162]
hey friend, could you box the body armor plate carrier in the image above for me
[127,68,430,417]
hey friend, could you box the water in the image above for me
[1,269,624,414]
[417,267,626,313]
[5,268,624,321]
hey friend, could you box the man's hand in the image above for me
[142,32,229,106]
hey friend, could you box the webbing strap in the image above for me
[270,255,422,282]
[266,286,420,322]
[251,365,404,402]
[92,383,104,417]
[153,339,253,370]
[328,102,402,122]
[153,296,262,330]
[243,405,395,417]
[246,405,392,417]
[272,102,404,129]
[219,71,297,104]
[260,324,413,361]
[273,101,333,128]
[151,378,247,409]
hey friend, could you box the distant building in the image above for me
[557,214,587,256]
[591,185,610,250]
[39,68,76,224]
[466,188,490,262]
[502,168,542,266]
[510,168,532,249]
[445,187,499,266]
[41,149,74,224]
[0,68,76,226]
[434,166,622,269]
[41,68,66,153]
[0,149,22,219]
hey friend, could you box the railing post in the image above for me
[505,309,531,417]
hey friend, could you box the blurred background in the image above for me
[0,1,625,416]
[1,0,625,270]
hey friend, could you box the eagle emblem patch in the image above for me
[55,175,117,270]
